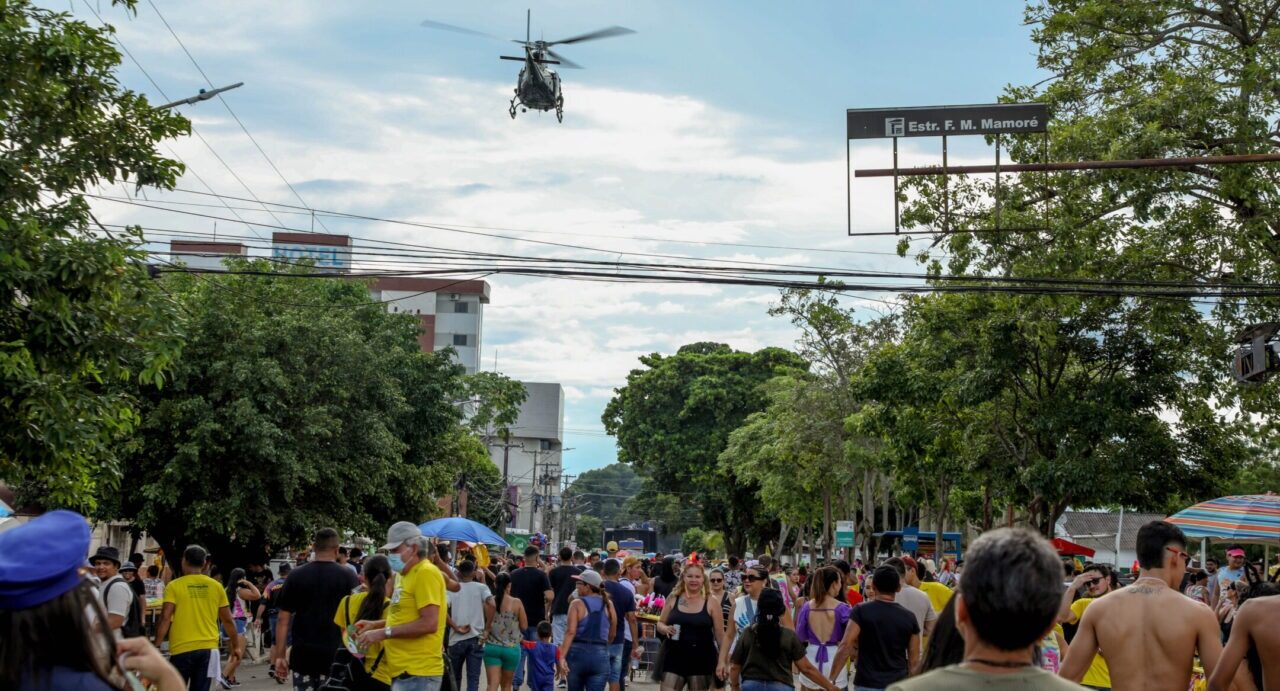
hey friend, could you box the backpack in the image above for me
[319,596,385,691]
[106,578,144,638]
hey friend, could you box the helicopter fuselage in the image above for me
[516,51,560,110]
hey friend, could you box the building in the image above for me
[1055,509,1167,571]
[168,240,247,270]
[490,382,565,540]
[369,277,488,373]
[167,234,490,373]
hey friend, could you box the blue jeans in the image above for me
[169,649,212,691]
[393,675,443,691]
[513,626,538,688]
[552,614,569,646]
[606,643,625,684]
[449,636,485,691]
[742,682,793,691]
[566,643,609,691]
[619,640,632,691]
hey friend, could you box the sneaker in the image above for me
[218,679,231,690]
[229,680,241,688]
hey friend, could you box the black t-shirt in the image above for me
[603,580,635,644]
[549,564,583,616]
[510,565,552,624]
[248,568,274,592]
[275,561,359,675]
[849,600,919,689]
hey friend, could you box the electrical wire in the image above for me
[143,0,334,235]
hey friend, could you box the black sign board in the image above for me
[846,103,1048,140]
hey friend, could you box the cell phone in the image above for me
[116,654,148,691]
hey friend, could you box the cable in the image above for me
[144,0,333,234]
[91,196,1279,294]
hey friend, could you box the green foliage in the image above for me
[103,261,475,567]
[450,435,505,529]
[0,1,188,509]
[567,462,644,527]
[575,514,603,550]
[603,343,807,554]
[463,371,528,443]
[680,527,723,558]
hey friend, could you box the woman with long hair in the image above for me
[708,568,731,632]
[654,562,726,691]
[793,566,850,690]
[334,555,395,690]
[558,570,617,691]
[0,510,185,691]
[728,589,837,691]
[652,556,679,598]
[484,572,528,691]
[920,598,966,673]
[220,567,262,687]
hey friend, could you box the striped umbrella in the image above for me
[1166,493,1280,545]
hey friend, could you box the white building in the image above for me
[491,382,565,539]
[1055,510,1167,572]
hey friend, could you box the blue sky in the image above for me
[75,1,1045,475]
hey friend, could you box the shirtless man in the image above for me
[1207,593,1280,691]
[1060,521,1225,691]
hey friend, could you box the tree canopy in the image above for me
[0,1,187,510]
[566,462,644,528]
[603,342,807,554]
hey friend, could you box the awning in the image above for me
[1051,537,1096,557]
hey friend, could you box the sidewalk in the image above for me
[235,659,663,691]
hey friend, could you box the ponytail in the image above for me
[755,588,785,658]
[495,572,511,611]
[356,555,393,622]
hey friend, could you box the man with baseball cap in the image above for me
[1217,546,1247,595]
[357,521,449,691]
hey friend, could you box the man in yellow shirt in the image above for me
[155,545,239,691]
[358,522,449,691]
[1058,565,1114,690]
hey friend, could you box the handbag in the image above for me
[320,596,385,691]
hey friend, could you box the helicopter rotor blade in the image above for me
[544,48,582,69]
[547,25,635,46]
[420,19,507,41]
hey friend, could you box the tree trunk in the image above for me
[822,490,833,563]
[775,521,792,560]
[982,483,993,532]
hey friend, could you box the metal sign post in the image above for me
[845,102,1049,236]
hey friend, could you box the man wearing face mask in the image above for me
[357,522,452,691]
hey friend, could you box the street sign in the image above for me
[835,520,856,548]
[847,103,1048,140]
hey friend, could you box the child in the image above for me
[522,620,560,691]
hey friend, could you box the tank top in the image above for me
[490,607,522,647]
[664,595,717,677]
[574,595,609,645]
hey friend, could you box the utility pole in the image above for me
[489,432,522,530]
[529,452,540,532]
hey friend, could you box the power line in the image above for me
[143,0,333,235]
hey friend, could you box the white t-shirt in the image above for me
[447,580,494,642]
[894,585,937,634]
[100,575,133,621]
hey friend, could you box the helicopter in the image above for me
[421,10,634,122]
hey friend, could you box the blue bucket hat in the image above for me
[0,510,91,609]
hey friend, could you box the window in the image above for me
[454,301,470,313]
[452,334,470,347]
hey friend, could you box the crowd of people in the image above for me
[3,512,1280,691]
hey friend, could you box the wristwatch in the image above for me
[384,626,393,640]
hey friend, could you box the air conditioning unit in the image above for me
[450,293,460,301]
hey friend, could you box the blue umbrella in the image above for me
[0,498,12,518]
[418,517,510,548]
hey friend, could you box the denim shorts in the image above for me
[393,675,443,691]
[606,643,625,683]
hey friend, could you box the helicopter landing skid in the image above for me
[509,97,518,119]
[555,95,564,123]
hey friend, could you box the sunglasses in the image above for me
[709,578,724,583]
[742,575,765,582]
[1167,546,1192,564]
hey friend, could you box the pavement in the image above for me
[233,658,663,691]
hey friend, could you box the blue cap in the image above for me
[0,510,91,610]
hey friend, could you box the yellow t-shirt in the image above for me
[163,574,228,655]
[334,592,393,685]
[1070,597,1110,688]
[918,581,953,613]
[384,560,448,677]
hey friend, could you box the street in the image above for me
[233,658,663,691]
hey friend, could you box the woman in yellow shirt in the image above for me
[334,555,395,690]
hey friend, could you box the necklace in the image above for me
[964,658,1033,668]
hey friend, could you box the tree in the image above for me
[681,527,723,558]
[603,343,807,555]
[575,515,603,550]
[567,463,644,527]
[103,260,473,568]
[462,371,528,445]
[0,1,187,510]
[449,436,505,529]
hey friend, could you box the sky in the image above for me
[73,1,1047,475]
